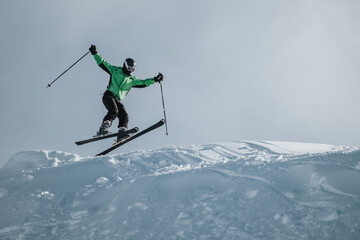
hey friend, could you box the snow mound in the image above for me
[0,141,359,239]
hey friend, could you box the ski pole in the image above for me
[47,51,90,88]
[159,81,169,135]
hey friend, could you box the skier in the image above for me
[89,45,164,137]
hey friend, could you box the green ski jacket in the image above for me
[94,53,156,100]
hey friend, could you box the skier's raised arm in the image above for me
[89,45,114,75]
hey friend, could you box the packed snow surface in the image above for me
[0,141,359,239]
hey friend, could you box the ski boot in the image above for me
[97,120,112,136]
[116,126,128,142]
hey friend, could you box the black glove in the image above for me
[89,45,97,55]
[154,73,164,82]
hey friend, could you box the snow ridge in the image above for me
[0,141,359,240]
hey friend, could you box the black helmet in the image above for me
[123,58,136,73]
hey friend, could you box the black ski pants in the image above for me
[102,91,129,129]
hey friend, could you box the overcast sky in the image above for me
[1,0,359,167]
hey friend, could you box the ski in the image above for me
[75,127,139,145]
[96,119,165,156]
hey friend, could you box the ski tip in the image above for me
[157,119,165,126]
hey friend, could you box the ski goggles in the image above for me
[124,61,136,72]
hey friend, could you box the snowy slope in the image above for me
[0,141,359,240]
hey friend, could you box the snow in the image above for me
[0,141,359,239]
